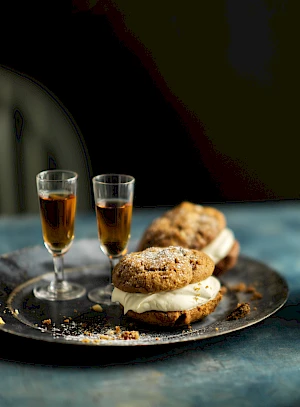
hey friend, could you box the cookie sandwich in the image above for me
[111,246,223,327]
[137,201,240,276]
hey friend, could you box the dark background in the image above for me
[1,1,299,208]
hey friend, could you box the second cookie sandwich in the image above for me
[137,201,240,276]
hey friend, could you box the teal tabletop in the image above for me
[0,202,299,407]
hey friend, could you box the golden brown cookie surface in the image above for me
[137,201,226,251]
[112,246,215,294]
[137,201,240,274]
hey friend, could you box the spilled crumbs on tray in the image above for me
[38,312,198,344]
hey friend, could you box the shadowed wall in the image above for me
[1,1,299,208]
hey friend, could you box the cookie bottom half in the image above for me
[123,291,223,327]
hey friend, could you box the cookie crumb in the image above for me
[230,282,263,301]
[91,304,103,312]
[120,330,140,340]
[99,334,115,340]
[42,319,52,326]
[231,282,247,292]
[251,291,263,300]
[227,303,251,320]
[245,284,256,293]
[0,317,5,325]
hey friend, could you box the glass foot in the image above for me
[33,281,86,301]
[88,284,117,305]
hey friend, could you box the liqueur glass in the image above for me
[88,174,135,304]
[33,169,86,301]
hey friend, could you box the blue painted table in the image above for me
[0,202,299,407]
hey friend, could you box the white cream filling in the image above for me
[201,227,235,264]
[111,275,221,314]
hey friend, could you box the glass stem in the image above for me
[50,254,66,292]
[109,257,119,286]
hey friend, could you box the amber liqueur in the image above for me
[39,192,76,251]
[96,199,133,257]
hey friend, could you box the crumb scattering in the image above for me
[230,282,262,300]
[39,317,141,343]
[227,303,251,320]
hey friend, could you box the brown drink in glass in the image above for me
[88,174,135,305]
[34,170,86,301]
[39,192,76,253]
[96,198,133,258]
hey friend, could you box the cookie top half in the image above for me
[137,201,226,251]
[112,246,215,293]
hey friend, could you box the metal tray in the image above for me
[0,239,289,346]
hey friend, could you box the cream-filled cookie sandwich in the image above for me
[111,246,223,327]
[137,201,240,276]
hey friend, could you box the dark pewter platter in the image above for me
[0,239,289,347]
